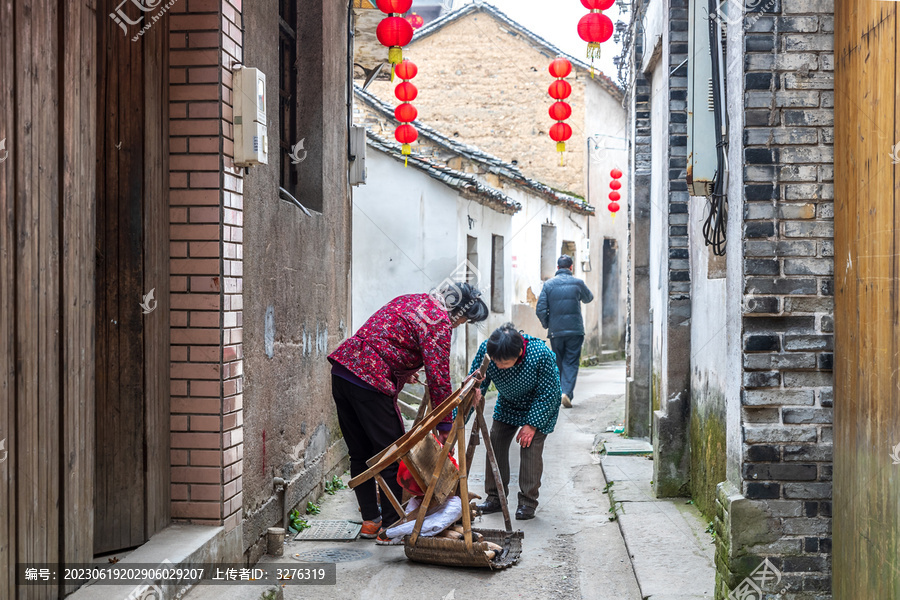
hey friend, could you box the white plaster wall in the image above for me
[352,150,458,330]
[649,59,669,402]
[724,16,745,487]
[585,79,629,351]
[353,148,514,384]
[454,197,515,377]
[505,194,593,343]
[688,194,728,427]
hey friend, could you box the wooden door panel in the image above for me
[94,0,169,556]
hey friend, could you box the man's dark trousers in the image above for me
[550,335,583,399]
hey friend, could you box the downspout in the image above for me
[274,477,287,531]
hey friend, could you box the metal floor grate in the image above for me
[291,548,372,563]
[293,520,362,542]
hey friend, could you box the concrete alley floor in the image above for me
[186,362,713,600]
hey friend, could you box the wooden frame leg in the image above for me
[455,408,475,554]
[409,424,459,546]
[477,403,513,533]
[374,474,406,531]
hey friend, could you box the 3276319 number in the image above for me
[275,568,326,580]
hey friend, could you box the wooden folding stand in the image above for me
[349,357,524,568]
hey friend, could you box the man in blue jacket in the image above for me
[536,255,594,408]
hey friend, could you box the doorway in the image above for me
[602,239,621,349]
[93,0,170,556]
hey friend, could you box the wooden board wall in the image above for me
[61,0,99,593]
[834,1,900,597]
[0,0,97,598]
[0,0,15,595]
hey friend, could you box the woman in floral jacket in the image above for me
[328,282,488,544]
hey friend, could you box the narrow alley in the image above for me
[184,363,714,600]
[2,0,898,598]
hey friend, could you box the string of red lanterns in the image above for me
[394,59,419,166]
[608,168,623,216]
[376,0,415,80]
[577,0,614,77]
[548,57,573,167]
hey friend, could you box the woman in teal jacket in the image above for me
[470,323,561,520]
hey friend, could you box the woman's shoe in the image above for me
[515,505,536,520]
[475,498,503,514]
[360,518,382,539]
[375,528,403,546]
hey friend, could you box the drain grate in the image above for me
[291,548,372,563]
[293,520,362,542]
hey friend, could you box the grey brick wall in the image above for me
[668,0,690,297]
[715,0,834,598]
[624,0,653,437]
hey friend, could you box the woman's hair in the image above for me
[486,322,525,362]
[439,282,489,323]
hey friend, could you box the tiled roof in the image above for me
[411,1,623,101]
[355,85,595,216]
[365,129,522,215]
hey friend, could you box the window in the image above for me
[561,240,577,269]
[491,235,505,312]
[540,224,557,280]
[278,0,299,201]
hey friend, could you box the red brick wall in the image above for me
[221,0,245,533]
[168,0,245,531]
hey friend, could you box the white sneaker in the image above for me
[561,394,572,408]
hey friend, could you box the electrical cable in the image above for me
[703,0,728,256]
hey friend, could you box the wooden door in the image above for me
[94,0,170,555]
[601,238,620,349]
[834,1,900,596]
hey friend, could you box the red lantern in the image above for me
[548,101,572,121]
[549,122,573,165]
[395,59,417,80]
[406,12,424,29]
[549,122,573,143]
[548,80,573,100]
[581,0,615,9]
[548,57,572,79]
[377,16,414,78]
[377,0,413,14]
[577,11,613,75]
[396,123,418,156]
[578,12,614,47]
[395,103,418,123]
[393,59,418,166]
[395,81,418,102]
[608,168,623,216]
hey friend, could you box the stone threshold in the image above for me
[69,524,242,600]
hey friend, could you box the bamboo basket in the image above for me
[403,528,524,569]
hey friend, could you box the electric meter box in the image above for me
[233,67,269,167]
[349,125,367,186]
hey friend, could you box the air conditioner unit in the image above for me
[686,0,716,197]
